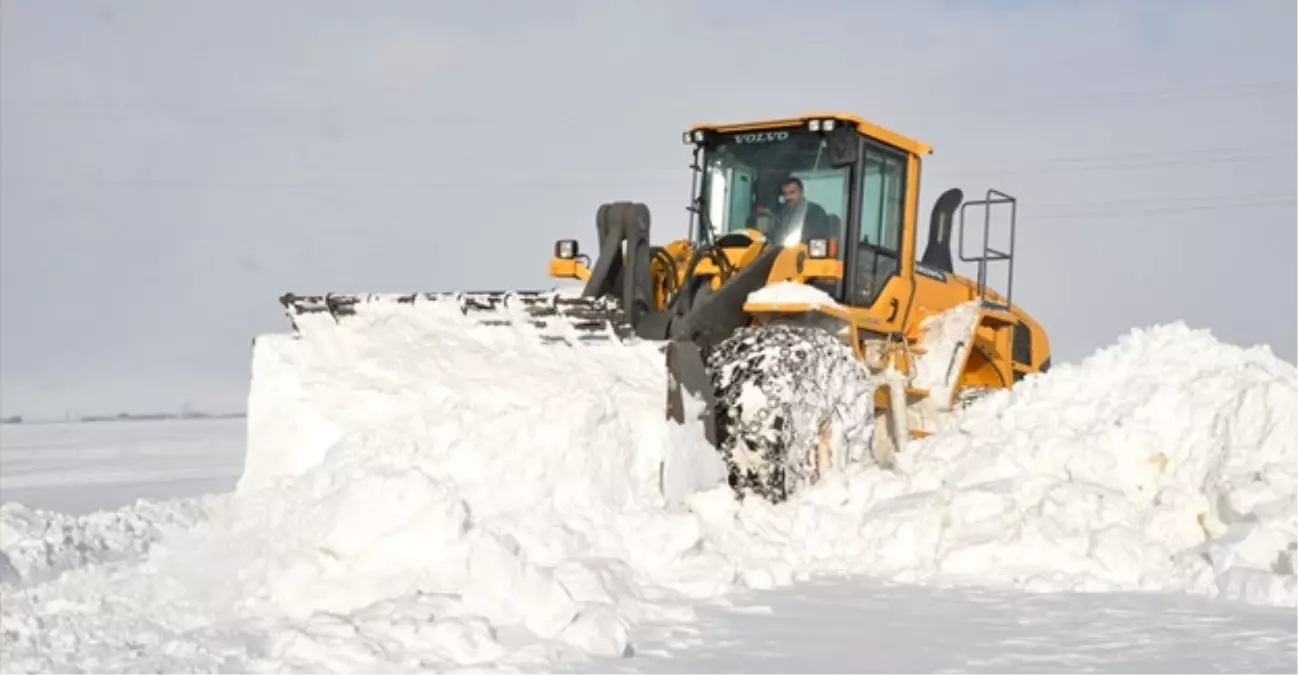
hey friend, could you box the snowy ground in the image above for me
[1,423,1293,673]
[0,418,244,514]
[1,301,1296,672]
[570,578,1297,674]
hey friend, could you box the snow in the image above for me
[807,321,1295,605]
[0,497,218,588]
[568,575,1297,673]
[0,418,243,514]
[908,300,981,409]
[746,281,840,308]
[1,295,1295,671]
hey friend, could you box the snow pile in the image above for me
[688,321,1296,605]
[746,280,839,307]
[0,497,218,586]
[235,311,1294,617]
[1,299,732,672]
[908,300,981,409]
[2,297,1294,671]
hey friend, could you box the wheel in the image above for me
[707,324,877,503]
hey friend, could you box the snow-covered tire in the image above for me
[707,324,878,503]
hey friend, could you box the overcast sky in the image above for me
[1,0,1295,419]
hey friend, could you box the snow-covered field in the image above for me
[0,418,245,514]
[1,300,1295,672]
[569,577,1297,674]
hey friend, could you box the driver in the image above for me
[773,177,831,244]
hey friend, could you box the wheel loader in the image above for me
[279,111,1051,503]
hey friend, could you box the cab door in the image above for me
[845,140,913,330]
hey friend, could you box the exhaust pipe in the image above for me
[920,188,963,274]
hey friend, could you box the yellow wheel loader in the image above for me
[279,111,1051,503]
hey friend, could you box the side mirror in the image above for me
[827,126,859,167]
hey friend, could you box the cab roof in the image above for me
[689,111,933,157]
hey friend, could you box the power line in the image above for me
[6,150,1292,191]
[959,144,1296,165]
[1035,190,1295,208]
[6,142,1296,191]
[952,81,1296,114]
[1031,197,1295,221]
[0,176,679,192]
[3,80,1293,123]
[0,165,690,190]
[2,171,1290,222]
[942,150,1296,177]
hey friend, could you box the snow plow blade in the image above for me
[277,289,722,440]
[278,290,637,344]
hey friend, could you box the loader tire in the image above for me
[707,324,877,503]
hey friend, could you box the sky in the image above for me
[1,0,1295,419]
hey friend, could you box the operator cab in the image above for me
[683,114,924,307]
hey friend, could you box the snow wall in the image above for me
[244,300,1297,620]
[2,298,1295,672]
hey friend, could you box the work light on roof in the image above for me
[807,117,837,132]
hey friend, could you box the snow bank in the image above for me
[2,300,731,672]
[690,322,1296,605]
[2,301,1294,672]
[239,314,1297,614]
[0,497,218,586]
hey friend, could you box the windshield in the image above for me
[696,128,849,251]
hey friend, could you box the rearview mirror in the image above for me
[827,126,859,167]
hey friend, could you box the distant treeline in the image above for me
[0,411,246,425]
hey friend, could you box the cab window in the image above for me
[859,145,906,251]
[698,129,849,251]
[851,143,907,305]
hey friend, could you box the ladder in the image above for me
[958,189,1018,311]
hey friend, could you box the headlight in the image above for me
[554,239,578,259]
[808,119,821,132]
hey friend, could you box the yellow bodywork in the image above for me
[548,111,1051,442]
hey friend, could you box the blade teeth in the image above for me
[278,290,635,342]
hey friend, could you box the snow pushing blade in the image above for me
[277,291,639,343]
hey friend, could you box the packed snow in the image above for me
[906,300,981,415]
[568,576,1297,674]
[746,280,840,308]
[1,295,1295,672]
